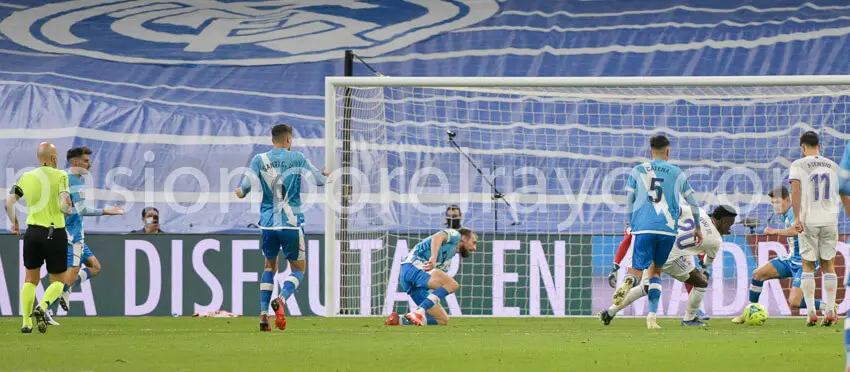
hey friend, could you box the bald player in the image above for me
[6,142,72,333]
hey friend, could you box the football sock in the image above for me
[418,287,450,311]
[749,278,763,303]
[39,281,64,310]
[260,270,274,316]
[280,270,303,300]
[77,268,91,288]
[21,283,36,327]
[684,287,706,321]
[801,272,816,317]
[647,277,662,315]
[824,273,838,316]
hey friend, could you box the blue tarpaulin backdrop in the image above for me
[1,0,849,234]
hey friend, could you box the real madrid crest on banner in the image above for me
[0,0,499,65]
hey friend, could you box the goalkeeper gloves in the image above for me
[607,263,620,288]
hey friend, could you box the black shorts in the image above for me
[23,225,68,274]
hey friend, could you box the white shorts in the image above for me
[661,251,696,282]
[622,240,695,283]
[799,224,838,261]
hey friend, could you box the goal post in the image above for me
[324,75,850,318]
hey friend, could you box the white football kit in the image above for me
[789,155,840,261]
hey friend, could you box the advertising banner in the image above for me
[0,234,844,317]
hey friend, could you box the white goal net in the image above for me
[324,76,850,318]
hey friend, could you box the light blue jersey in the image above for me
[840,143,850,196]
[240,148,326,229]
[782,209,802,265]
[402,229,462,271]
[65,172,102,244]
[626,159,700,236]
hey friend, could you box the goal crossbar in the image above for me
[326,75,850,88]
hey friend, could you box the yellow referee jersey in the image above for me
[12,166,69,228]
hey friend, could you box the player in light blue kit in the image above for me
[386,227,477,326]
[58,147,124,312]
[732,186,826,324]
[614,135,702,329]
[236,124,328,332]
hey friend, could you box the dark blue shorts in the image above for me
[400,263,432,305]
[631,233,676,271]
[261,228,306,261]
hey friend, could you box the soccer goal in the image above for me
[323,75,850,318]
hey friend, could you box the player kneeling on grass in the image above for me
[599,205,736,326]
[733,186,830,324]
[385,227,477,326]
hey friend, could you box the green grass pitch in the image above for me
[0,317,843,371]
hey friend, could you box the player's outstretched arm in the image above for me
[303,158,329,186]
[765,225,800,237]
[73,189,122,216]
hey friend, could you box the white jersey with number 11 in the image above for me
[789,155,840,227]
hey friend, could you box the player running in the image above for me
[789,131,846,327]
[614,135,702,329]
[600,204,736,326]
[385,227,478,326]
[732,186,829,323]
[58,147,124,312]
[236,124,328,332]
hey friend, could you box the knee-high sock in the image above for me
[61,268,92,298]
[647,277,662,315]
[801,272,817,317]
[824,273,838,316]
[608,285,647,315]
[684,287,706,321]
[75,268,91,289]
[39,281,64,310]
[280,270,303,300]
[260,270,274,315]
[418,287,450,312]
[749,278,763,303]
[21,283,36,327]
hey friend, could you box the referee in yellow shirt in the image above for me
[5,142,72,333]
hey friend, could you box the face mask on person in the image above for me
[446,207,462,229]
